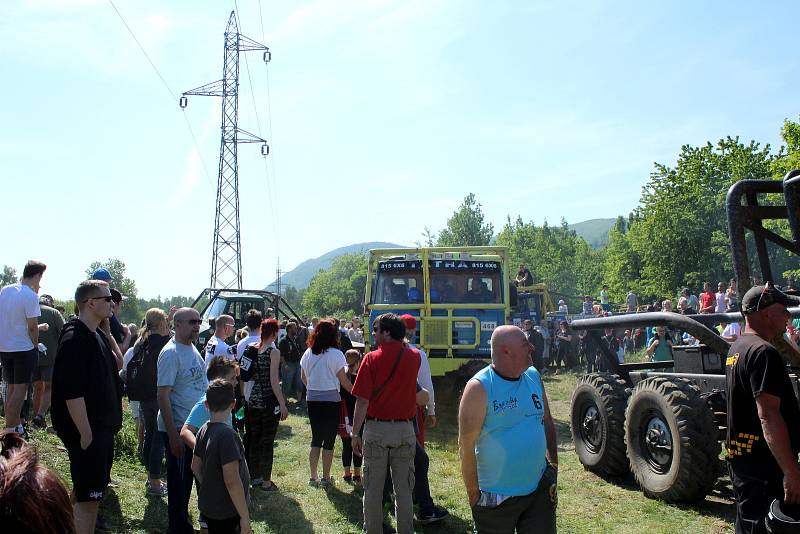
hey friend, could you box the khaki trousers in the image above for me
[362,419,416,534]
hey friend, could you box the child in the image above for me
[191,379,251,534]
[340,349,362,483]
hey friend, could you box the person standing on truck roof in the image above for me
[514,264,534,287]
[726,282,800,534]
[204,314,235,368]
[458,325,558,534]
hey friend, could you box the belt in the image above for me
[367,416,414,423]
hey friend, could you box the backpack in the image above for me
[126,339,157,401]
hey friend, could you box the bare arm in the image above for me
[757,393,800,504]
[270,348,288,420]
[222,461,251,530]
[180,424,198,450]
[99,320,123,369]
[336,367,353,393]
[458,379,487,507]
[158,386,184,458]
[27,317,39,346]
[541,384,558,466]
[65,398,93,449]
[350,396,370,457]
[417,387,429,407]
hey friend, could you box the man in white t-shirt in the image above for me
[400,314,436,430]
[721,321,742,342]
[203,314,235,367]
[0,260,46,434]
[715,282,727,313]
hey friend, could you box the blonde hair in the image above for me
[345,349,362,367]
[134,308,168,348]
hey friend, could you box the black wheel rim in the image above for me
[580,401,602,453]
[641,409,672,473]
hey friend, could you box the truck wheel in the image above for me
[625,377,719,502]
[570,373,630,476]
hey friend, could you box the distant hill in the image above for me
[569,218,616,248]
[268,242,404,290]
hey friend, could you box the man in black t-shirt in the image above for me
[52,279,122,534]
[726,282,800,534]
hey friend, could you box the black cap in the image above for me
[740,282,800,314]
[110,288,125,304]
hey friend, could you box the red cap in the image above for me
[400,314,416,330]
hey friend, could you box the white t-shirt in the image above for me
[722,322,741,338]
[300,347,346,392]
[715,292,727,313]
[236,334,261,401]
[413,344,435,415]
[204,336,234,367]
[0,283,40,352]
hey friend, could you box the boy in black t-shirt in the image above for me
[191,379,251,534]
[726,282,800,533]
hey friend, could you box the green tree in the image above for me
[302,253,368,319]
[282,285,306,316]
[436,193,494,247]
[86,258,140,323]
[1,265,18,286]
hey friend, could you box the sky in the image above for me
[2,0,799,300]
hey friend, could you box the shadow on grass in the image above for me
[325,485,364,529]
[99,488,124,531]
[251,492,314,533]
[122,493,169,533]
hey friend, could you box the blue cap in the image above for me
[92,268,113,282]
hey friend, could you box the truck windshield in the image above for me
[372,260,503,304]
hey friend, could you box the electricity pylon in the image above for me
[180,11,271,289]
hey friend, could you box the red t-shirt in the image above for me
[352,340,420,420]
[700,291,715,313]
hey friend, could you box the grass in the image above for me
[9,370,734,533]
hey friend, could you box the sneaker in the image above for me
[145,481,168,497]
[309,478,320,487]
[251,477,265,488]
[343,474,353,484]
[259,481,279,492]
[319,477,335,487]
[32,414,47,429]
[416,505,449,524]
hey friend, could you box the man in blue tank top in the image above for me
[458,325,558,533]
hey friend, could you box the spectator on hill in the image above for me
[459,325,558,534]
[301,320,353,486]
[31,293,64,430]
[626,290,638,312]
[191,379,251,534]
[240,319,288,491]
[726,278,739,312]
[52,280,122,534]
[557,300,568,314]
[157,307,208,534]
[581,296,593,315]
[279,321,304,402]
[125,308,171,497]
[350,314,421,534]
[599,285,611,312]
[0,260,45,436]
[700,282,716,314]
[340,349,363,484]
[716,282,728,313]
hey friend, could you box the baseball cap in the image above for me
[39,294,54,307]
[400,314,417,330]
[740,282,800,314]
[110,288,125,303]
[92,268,113,282]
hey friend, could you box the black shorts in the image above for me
[32,363,54,382]
[64,429,115,502]
[0,349,37,384]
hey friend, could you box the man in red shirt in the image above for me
[351,313,421,534]
[700,281,716,314]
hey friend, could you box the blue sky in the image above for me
[3,0,799,300]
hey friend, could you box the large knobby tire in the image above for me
[570,373,630,476]
[625,377,720,503]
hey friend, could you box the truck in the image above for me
[363,246,555,376]
[568,170,800,503]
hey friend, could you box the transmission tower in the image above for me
[180,11,271,289]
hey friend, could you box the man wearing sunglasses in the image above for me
[726,282,800,533]
[157,307,208,534]
[51,279,123,534]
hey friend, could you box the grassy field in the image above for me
[12,369,735,533]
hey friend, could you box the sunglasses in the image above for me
[84,295,113,303]
[178,319,203,326]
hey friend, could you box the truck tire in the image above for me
[625,377,719,503]
[570,373,630,476]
